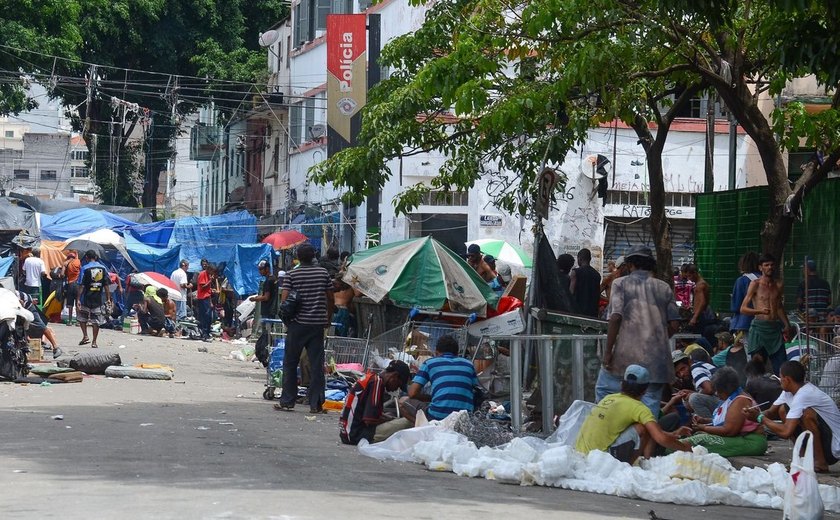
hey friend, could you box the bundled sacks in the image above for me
[64,351,122,375]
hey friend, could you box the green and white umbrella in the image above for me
[343,236,499,316]
[465,239,533,268]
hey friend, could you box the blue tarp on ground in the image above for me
[124,235,181,275]
[40,208,137,240]
[224,244,274,297]
[169,211,257,268]
[128,219,175,248]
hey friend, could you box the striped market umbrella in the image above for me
[343,237,499,316]
[465,239,532,268]
[132,271,185,301]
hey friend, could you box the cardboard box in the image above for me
[468,309,526,338]
[28,338,42,361]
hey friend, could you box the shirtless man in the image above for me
[686,265,715,340]
[466,244,495,283]
[739,253,793,375]
[333,277,357,337]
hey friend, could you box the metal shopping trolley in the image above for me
[261,318,286,400]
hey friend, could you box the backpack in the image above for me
[279,290,300,325]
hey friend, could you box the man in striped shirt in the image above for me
[275,244,334,413]
[339,360,411,445]
[400,335,479,422]
[687,347,720,419]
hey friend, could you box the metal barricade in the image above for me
[670,333,702,350]
[478,333,607,434]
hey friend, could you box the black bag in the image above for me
[279,290,300,324]
[68,351,122,375]
[255,330,271,367]
[473,383,488,409]
[0,319,30,381]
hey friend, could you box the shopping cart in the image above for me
[325,323,372,371]
[367,308,477,370]
[261,318,286,400]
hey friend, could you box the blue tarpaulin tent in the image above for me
[128,219,176,248]
[224,244,274,297]
[169,211,257,268]
[124,234,181,275]
[40,208,137,240]
[0,257,14,276]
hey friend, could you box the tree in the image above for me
[0,0,288,208]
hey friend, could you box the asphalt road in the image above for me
[0,325,816,519]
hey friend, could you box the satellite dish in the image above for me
[259,29,281,48]
[309,124,326,139]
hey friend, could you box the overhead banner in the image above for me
[327,14,367,157]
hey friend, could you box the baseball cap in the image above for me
[258,260,270,270]
[384,360,411,391]
[803,258,817,270]
[467,244,481,255]
[497,262,512,283]
[615,256,625,268]
[683,343,704,356]
[671,350,689,364]
[625,246,654,261]
[624,364,650,385]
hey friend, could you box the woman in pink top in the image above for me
[682,366,767,457]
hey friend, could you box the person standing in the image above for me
[740,253,794,375]
[22,247,47,304]
[170,259,192,320]
[673,264,695,310]
[319,247,341,279]
[195,262,216,342]
[730,251,760,340]
[570,248,601,317]
[797,258,832,322]
[249,260,277,321]
[596,247,680,418]
[60,251,81,325]
[685,264,717,343]
[77,250,110,349]
[275,244,334,413]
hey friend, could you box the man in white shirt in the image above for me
[22,247,47,304]
[743,360,840,472]
[170,259,191,320]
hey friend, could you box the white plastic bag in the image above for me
[545,400,595,446]
[783,430,825,520]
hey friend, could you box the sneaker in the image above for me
[53,347,64,359]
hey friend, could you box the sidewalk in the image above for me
[731,439,840,487]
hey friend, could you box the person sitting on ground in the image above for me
[134,285,166,336]
[743,356,782,411]
[743,360,840,473]
[683,367,767,457]
[576,364,691,463]
[339,360,412,445]
[17,290,63,359]
[658,351,695,432]
[712,331,749,385]
[399,335,479,423]
[686,347,720,419]
[158,288,177,338]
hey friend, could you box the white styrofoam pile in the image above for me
[359,418,840,512]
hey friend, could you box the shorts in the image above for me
[400,398,430,419]
[78,305,108,326]
[64,283,79,305]
[608,425,641,463]
[796,412,840,466]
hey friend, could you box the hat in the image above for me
[483,254,495,264]
[625,246,654,261]
[683,343,704,356]
[624,364,650,385]
[467,244,481,255]
[671,350,689,364]
[714,331,734,345]
[258,260,270,270]
[384,360,411,391]
[615,256,625,268]
[803,258,817,271]
[497,262,512,283]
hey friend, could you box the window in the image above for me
[40,170,57,180]
[605,190,696,207]
[72,149,89,161]
[304,97,317,141]
[421,190,469,206]
[13,169,29,180]
[290,103,302,147]
[71,166,89,178]
[295,0,353,46]
[4,130,13,138]
[273,137,281,175]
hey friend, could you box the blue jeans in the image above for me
[595,368,664,419]
[175,300,187,320]
[196,298,212,338]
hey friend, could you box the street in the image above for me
[0,325,808,519]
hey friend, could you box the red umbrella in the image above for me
[262,230,308,250]
[133,272,185,301]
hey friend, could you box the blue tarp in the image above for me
[224,244,274,297]
[40,208,137,240]
[169,211,257,268]
[128,219,175,248]
[0,257,14,276]
[124,234,181,275]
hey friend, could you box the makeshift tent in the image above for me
[128,219,176,248]
[124,234,181,275]
[0,257,14,277]
[40,208,137,240]
[0,199,36,233]
[8,193,152,223]
[40,240,70,272]
[224,244,274,297]
[292,211,340,253]
[169,211,257,268]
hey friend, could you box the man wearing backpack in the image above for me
[275,244,334,413]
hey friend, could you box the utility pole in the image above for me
[704,94,715,192]
[728,112,738,190]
